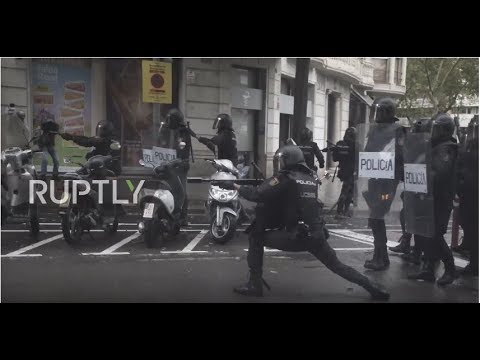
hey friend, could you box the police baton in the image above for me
[187,177,263,185]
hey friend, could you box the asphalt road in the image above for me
[1,211,478,303]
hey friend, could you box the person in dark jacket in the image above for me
[297,127,325,172]
[39,112,60,180]
[214,145,389,300]
[198,114,238,166]
[60,120,121,175]
[408,113,459,285]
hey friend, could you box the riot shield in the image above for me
[403,131,434,237]
[351,123,404,223]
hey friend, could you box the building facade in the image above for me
[1,57,407,177]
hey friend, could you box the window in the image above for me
[395,58,403,85]
[373,58,388,83]
[281,76,294,95]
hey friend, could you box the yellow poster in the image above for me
[142,60,172,104]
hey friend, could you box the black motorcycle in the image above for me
[58,142,125,244]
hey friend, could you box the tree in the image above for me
[398,58,479,120]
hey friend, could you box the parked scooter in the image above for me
[204,158,243,244]
[137,153,188,248]
[58,142,124,244]
[1,105,42,237]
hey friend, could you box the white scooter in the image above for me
[205,159,242,244]
[137,146,187,248]
[1,106,42,236]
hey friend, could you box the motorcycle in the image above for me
[1,143,42,236]
[58,141,124,244]
[137,154,187,248]
[205,158,242,244]
[1,105,42,236]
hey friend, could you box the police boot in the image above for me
[233,272,270,297]
[407,260,436,282]
[363,281,390,301]
[364,245,389,271]
[389,234,411,254]
[437,261,457,286]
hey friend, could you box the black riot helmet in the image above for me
[165,108,186,130]
[372,98,397,123]
[96,120,114,138]
[431,113,455,143]
[299,127,313,144]
[343,127,356,143]
[213,113,233,131]
[274,145,309,172]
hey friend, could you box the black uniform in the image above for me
[408,114,458,285]
[174,126,193,223]
[363,123,406,270]
[61,133,121,175]
[331,133,355,216]
[298,141,324,172]
[198,129,238,166]
[456,132,479,274]
[223,161,389,300]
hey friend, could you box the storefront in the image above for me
[29,58,180,174]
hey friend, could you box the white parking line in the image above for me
[182,230,208,252]
[1,234,63,257]
[83,232,141,256]
[331,230,398,248]
[330,229,467,268]
[329,230,376,246]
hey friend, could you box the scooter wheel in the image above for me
[210,213,236,244]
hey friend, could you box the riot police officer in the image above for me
[455,115,478,276]
[408,113,458,285]
[60,120,121,175]
[362,98,406,271]
[214,145,390,300]
[298,127,325,172]
[163,108,192,226]
[390,119,431,261]
[198,114,238,166]
[328,127,356,217]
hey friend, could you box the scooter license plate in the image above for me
[143,203,155,218]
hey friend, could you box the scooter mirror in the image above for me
[179,141,186,150]
[110,141,121,151]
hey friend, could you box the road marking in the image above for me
[182,230,208,252]
[1,254,42,258]
[330,230,398,248]
[89,232,141,255]
[329,231,376,246]
[2,229,200,233]
[331,230,467,268]
[1,234,63,257]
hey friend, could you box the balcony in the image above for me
[311,57,375,88]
